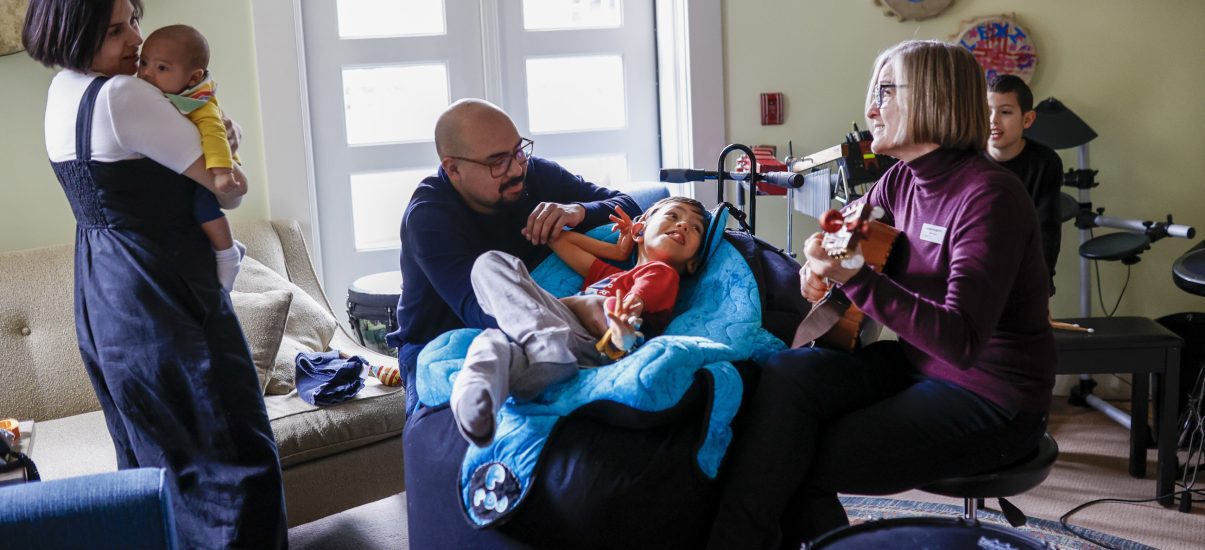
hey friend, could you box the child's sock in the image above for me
[452,386,495,447]
[215,240,247,293]
[450,329,513,446]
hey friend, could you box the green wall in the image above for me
[2,0,1202,319]
[721,0,1205,319]
[0,0,266,252]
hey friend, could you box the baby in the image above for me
[451,197,710,445]
[138,24,243,291]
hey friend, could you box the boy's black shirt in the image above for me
[998,138,1064,295]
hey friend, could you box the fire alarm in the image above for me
[761,92,784,125]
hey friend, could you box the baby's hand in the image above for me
[213,169,238,193]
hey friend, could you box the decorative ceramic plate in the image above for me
[1,0,29,57]
[955,14,1038,83]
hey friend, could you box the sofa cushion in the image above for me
[263,379,404,467]
[234,258,337,395]
[230,289,293,393]
[33,380,406,474]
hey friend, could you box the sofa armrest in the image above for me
[0,469,177,549]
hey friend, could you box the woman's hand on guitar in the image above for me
[804,232,862,286]
[799,263,829,303]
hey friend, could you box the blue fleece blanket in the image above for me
[416,225,784,527]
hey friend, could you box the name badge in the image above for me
[919,223,947,244]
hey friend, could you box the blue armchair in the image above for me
[0,469,178,549]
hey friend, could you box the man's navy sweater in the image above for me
[386,157,637,403]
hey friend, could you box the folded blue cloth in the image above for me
[295,351,366,406]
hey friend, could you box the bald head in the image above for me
[434,99,515,159]
[146,24,210,71]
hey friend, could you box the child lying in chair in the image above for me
[451,196,709,446]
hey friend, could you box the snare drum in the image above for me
[347,271,403,357]
[809,517,1051,549]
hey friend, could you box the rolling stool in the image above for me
[809,434,1059,549]
[920,432,1060,527]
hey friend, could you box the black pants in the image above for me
[707,341,1047,549]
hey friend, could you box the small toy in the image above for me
[368,363,402,386]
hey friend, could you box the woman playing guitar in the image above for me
[707,40,1057,549]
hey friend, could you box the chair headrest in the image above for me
[696,203,730,270]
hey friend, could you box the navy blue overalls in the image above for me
[51,76,287,549]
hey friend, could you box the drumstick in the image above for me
[1051,320,1095,333]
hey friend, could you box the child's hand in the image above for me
[609,206,639,257]
[604,289,645,351]
[609,206,635,237]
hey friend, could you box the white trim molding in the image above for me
[250,0,322,273]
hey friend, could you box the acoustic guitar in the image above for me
[792,203,900,351]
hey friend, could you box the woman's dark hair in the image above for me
[23,0,144,72]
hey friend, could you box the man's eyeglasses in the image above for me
[447,138,534,178]
[873,84,906,108]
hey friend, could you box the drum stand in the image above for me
[1063,142,1196,434]
[1171,241,1205,511]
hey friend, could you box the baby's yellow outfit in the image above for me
[165,73,239,170]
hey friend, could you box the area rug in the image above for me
[839,496,1155,550]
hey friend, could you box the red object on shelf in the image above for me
[736,147,789,196]
[760,92,784,125]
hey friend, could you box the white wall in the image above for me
[3,0,1202,321]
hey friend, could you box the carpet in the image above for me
[839,496,1156,550]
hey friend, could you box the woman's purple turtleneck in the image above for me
[841,147,1056,413]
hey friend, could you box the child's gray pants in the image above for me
[452,251,603,416]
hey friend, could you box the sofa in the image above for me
[0,220,406,527]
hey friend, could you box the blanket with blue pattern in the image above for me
[416,226,783,527]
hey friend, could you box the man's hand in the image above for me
[559,294,609,338]
[222,114,243,154]
[522,202,586,245]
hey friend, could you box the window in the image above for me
[298,0,661,309]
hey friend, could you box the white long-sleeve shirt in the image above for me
[44,70,201,173]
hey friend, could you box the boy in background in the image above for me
[988,74,1064,295]
[138,24,244,291]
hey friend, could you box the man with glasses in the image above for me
[387,98,639,414]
